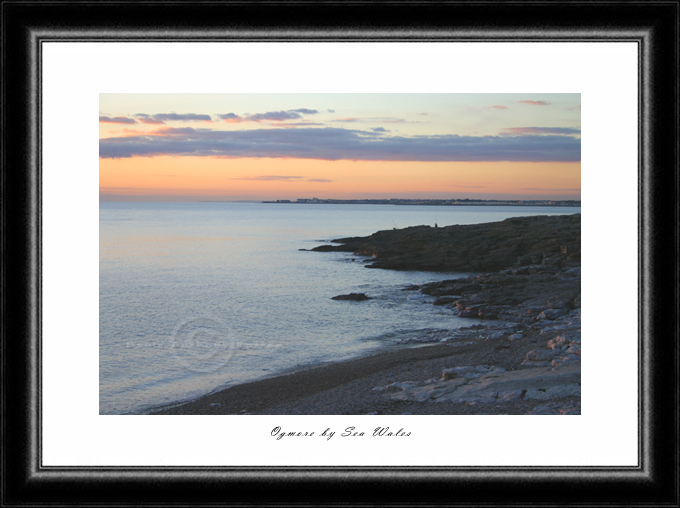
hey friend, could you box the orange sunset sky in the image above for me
[99,94,581,201]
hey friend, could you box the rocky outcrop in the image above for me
[415,265,580,323]
[312,214,580,272]
[315,214,581,415]
[331,293,372,301]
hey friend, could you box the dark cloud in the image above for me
[134,113,165,125]
[233,175,304,181]
[99,116,137,124]
[153,113,212,122]
[133,113,212,123]
[138,117,166,125]
[218,109,319,123]
[217,113,244,123]
[518,100,550,106]
[100,126,581,162]
[327,109,335,113]
[232,175,331,182]
[501,127,580,136]
[371,127,390,133]
[289,108,319,115]
[247,111,303,122]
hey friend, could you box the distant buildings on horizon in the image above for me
[262,197,581,207]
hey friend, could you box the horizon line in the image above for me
[99,196,582,204]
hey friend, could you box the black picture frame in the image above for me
[2,1,678,505]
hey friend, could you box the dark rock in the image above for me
[311,244,342,252]
[478,306,500,319]
[458,308,480,318]
[401,284,421,291]
[463,324,486,330]
[535,309,567,321]
[525,349,559,361]
[331,293,372,301]
[546,295,576,310]
[433,296,459,306]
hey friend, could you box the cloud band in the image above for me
[100,126,580,162]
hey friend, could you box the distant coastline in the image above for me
[262,198,580,207]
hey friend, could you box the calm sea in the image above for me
[99,202,580,414]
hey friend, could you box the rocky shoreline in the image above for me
[369,264,581,413]
[323,214,581,414]
[154,214,580,415]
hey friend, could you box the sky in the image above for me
[99,93,581,201]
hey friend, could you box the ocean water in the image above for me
[99,202,580,414]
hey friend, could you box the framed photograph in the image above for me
[2,2,678,505]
